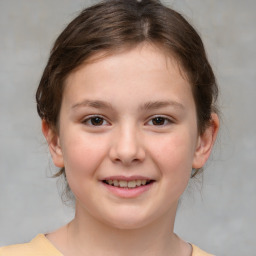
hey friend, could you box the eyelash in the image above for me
[146,116,173,126]
[82,115,110,126]
[82,115,173,127]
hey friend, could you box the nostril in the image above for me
[112,156,143,166]
[108,136,146,165]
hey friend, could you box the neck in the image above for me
[56,202,190,256]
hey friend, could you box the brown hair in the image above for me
[36,0,218,181]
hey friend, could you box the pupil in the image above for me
[153,117,165,125]
[91,117,103,125]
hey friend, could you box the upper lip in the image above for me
[101,175,153,181]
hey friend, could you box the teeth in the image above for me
[128,181,136,188]
[141,180,146,185]
[119,181,127,187]
[105,179,150,188]
[136,180,142,186]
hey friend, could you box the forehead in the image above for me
[63,43,193,105]
[65,42,189,90]
[61,44,195,122]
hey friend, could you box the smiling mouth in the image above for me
[102,179,154,188]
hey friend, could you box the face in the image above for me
[44,43,217,229]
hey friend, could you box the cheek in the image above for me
[156,136,194,201]
[60,133,109,202]
[152,132,195,167]
[60,133,108,178]
[148,131,196,187]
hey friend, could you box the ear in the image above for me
[192,113,219,169]
[41,120,64,168]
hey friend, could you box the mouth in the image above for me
[102,179,154,189]
[101,176,155,198]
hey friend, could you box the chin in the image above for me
[106,218,150,230]
[99,209,158,230]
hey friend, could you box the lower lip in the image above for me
[101,182,154,198]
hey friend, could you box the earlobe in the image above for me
[192,113,219,169]
[41,120,64,168]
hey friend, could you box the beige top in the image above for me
[0,234,214,256]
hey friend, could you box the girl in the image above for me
[0,0,219,255]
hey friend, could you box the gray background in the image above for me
[0,0,255,255]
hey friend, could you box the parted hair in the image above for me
[36,0,218,182]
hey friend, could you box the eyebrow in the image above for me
[139,100,185,111]
[72,99,184,111]
[72,100,114,110]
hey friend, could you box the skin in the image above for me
[43,43,219,256]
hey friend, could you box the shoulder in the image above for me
[192,244,215,256]
[0,234,63,256]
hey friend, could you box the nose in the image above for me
[109,123,146,166]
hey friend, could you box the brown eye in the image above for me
[83,116,108,126]
[152,117,166,125]
[147,116,172,126]
[91,117,104,126]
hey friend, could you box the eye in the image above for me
[147,116,172,126]
[82,116,109,126]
